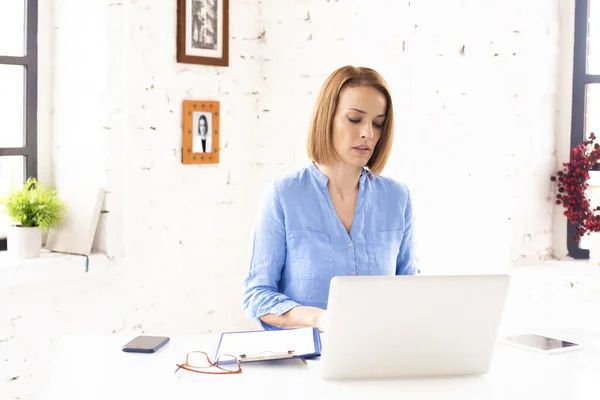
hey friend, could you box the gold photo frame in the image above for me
[182,100,220,165]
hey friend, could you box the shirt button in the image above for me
[350,271,355,275]
[348,243,353,247]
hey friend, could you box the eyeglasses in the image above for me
[175,351,242,375]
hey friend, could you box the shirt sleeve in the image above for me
[396,186,420,275]
[241,180,301,330]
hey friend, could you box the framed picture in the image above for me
[182,100,220,165]
[177,0,229,66]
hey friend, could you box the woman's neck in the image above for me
[315,163,362,198]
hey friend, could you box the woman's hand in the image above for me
[299,306,326,332]
[313,308,327,333]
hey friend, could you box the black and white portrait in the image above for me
[192,112,212,153]
[178,0,228,66]
[191,0,218,50]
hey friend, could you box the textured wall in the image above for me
[115,0,560,276]
[42,0,559,352]
[40,0,562,274]
[104,0,561,345]
[44,0,563,361]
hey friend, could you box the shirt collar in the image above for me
[308,162,372,187]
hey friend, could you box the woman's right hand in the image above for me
[297,306,326,332]
[313,308,327,333]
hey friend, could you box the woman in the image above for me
[197,115,209,152]
[241,66,419,332]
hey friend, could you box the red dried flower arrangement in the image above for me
[552,132,600,241]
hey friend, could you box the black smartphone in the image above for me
[122,335,170,353]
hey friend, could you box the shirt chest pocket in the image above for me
[367,230,403,275]
[286,229,334,280]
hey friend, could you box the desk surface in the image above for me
[44,330,600,400]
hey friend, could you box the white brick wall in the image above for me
[44,0,564,273]
[2,0,584,398]
[115,0,561,275]
[53,0,566,353]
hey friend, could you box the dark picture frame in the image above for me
[177,0,229,66]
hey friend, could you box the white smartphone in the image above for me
[500,333,583,354]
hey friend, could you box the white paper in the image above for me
[216,327,316,360]
[45,187,105,255]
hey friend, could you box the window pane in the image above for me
[585,84,600,141]
[0,156,25,239]
[0,1,26,56]
[0,65,25,147]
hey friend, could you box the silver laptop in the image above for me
[319,274,511,380]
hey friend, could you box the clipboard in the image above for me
[214,327,322,363]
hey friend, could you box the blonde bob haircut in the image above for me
[306,65,394,176]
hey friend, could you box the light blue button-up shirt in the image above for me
[241,162,418,330]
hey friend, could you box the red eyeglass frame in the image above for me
[175,351,242,375]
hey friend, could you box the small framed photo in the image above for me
[182,100,220,165]
[177,0,229,66]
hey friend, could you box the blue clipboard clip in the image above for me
[214,327,322,364]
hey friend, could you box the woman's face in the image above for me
[199,118,207,134]
[331,85,387,169]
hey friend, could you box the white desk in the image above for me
[43,330,600,400]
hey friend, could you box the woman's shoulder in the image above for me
[271,165,316,191]
[369,175,414,218]
[262,165,316,201]
[370,174,411,198]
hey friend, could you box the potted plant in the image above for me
[0,177,66,259]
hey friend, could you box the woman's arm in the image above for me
[397,185,419,275]
[242,181,325,331]
[260,306,326,331]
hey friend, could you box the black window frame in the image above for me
[568,0,600,258]
[0,0,38,251]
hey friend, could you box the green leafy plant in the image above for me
[0,178,67,232]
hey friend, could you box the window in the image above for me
[0,0,38,251]
[569,0,599,258]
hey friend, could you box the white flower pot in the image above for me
[8,226,42,259]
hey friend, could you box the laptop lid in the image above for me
[320,274,511,380]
